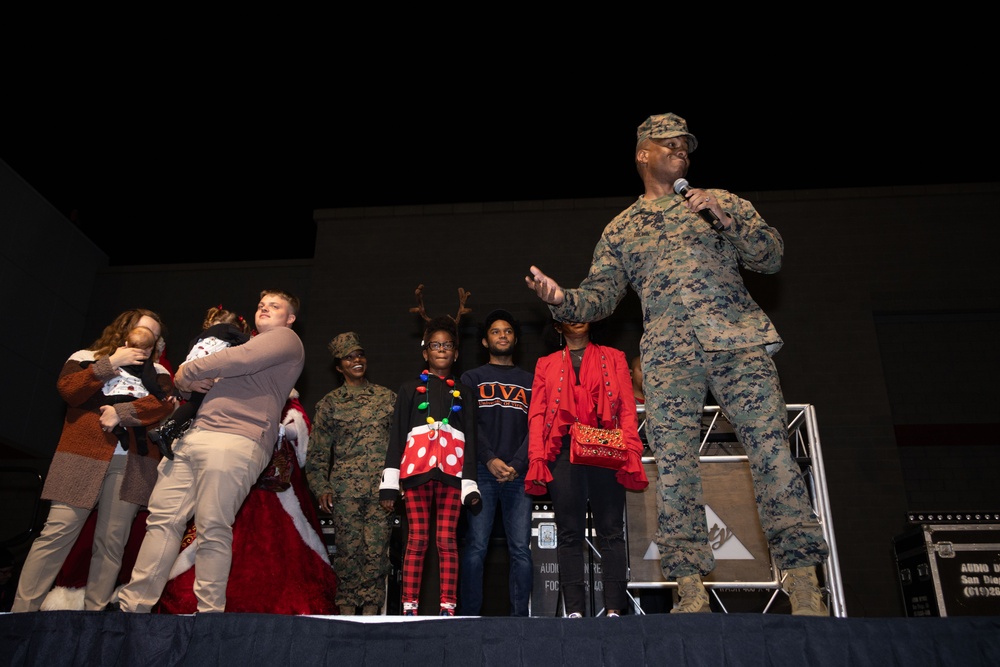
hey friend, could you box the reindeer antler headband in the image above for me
[409,283,472,327]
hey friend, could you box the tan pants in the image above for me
[118,427,270,613]
[12,454,139,612]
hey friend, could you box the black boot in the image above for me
[149,419,189,460]
[148,421,175,460]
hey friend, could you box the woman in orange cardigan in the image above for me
[12,308,174,612]
[525,319,647,618]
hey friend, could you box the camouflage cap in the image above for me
[328,331,363,359]
[636,113,698,152]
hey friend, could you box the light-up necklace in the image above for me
[416,371,462,428]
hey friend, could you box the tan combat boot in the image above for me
[338,604,356,616]
[361,605,380,616]
[783,566,829,616]
[670,573,711,613]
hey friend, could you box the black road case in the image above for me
[894,519,1000,617]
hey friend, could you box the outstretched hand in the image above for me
[524,265,565,305]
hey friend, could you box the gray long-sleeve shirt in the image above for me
[179,325,304,453]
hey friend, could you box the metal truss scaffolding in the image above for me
[624,404,845,617]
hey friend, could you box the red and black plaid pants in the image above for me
[400,479,461,608]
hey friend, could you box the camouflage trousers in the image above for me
[331,496,393,608]
[643,343,829,579]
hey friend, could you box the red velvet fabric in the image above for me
[154,437,338,614]
[48,397,338,615]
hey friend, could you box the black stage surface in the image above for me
[2,612,999,666]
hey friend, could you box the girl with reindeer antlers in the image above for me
[379,285,481,616]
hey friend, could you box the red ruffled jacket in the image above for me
[524,343,647,494]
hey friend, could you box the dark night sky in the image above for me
[7,98,998,266]
[4,15,996,266]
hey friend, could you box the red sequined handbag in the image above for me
[569,421,627,470]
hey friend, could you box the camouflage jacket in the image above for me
[305,381,397,499]
[551,192,784,362]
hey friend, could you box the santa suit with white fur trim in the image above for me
[380,373,479,613]
[153,392,339,614]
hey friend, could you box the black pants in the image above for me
[165,391,206,427]
[547,438,628,615]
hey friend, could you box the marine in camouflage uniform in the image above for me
[305,332,397,615]
[526,113,829,615]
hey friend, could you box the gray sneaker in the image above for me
[783,566,829,616]
[670,574,711,613]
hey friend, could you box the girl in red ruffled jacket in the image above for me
[525,319,647,618]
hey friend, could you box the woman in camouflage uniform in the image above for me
[305,332,397,616]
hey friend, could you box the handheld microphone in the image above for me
[673,178,724,232]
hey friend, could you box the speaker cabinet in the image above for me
[895,522,1000,617]
[529,500,609,617]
